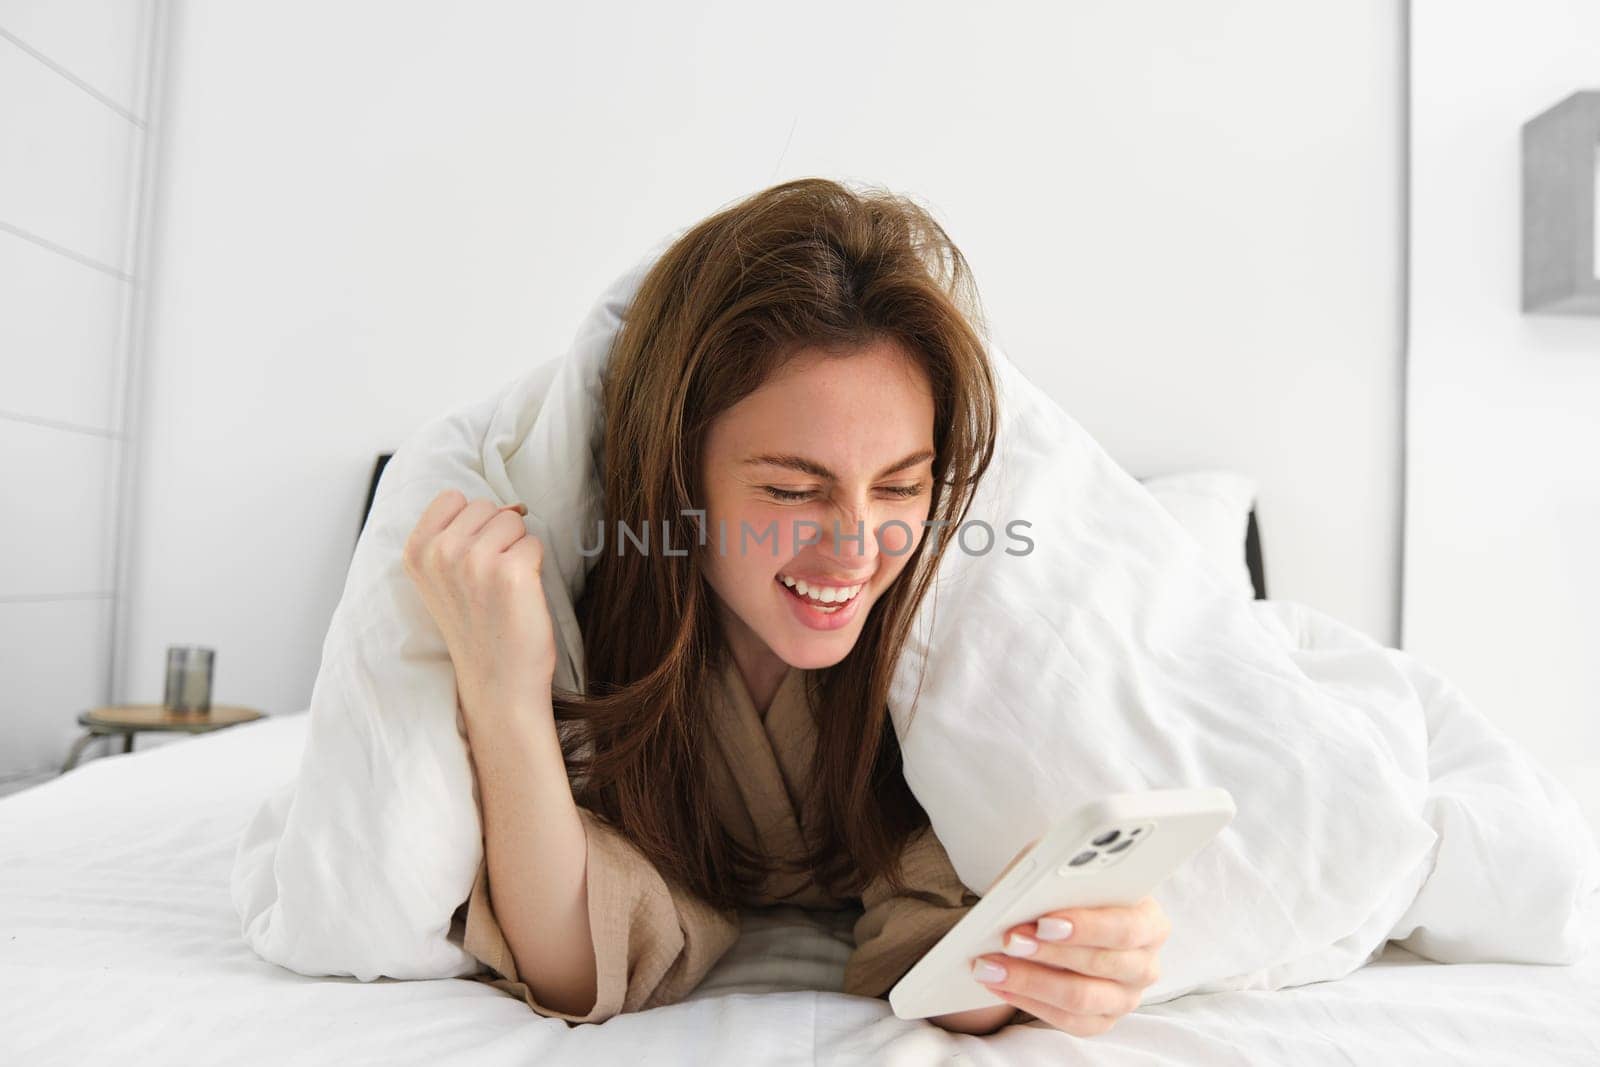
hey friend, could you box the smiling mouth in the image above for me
[775,574,865,613]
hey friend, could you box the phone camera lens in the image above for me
[1068,850,1098,867]
[1091,829,1120,846]
[1106,838,1135,854]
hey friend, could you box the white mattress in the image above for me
[4,712,1598,1067]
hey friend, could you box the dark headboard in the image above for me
[359,452,394,544]
[1245,508,1267,600]
[357,450,1268,599]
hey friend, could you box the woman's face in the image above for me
[699,337,936,673]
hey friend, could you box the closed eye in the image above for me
[880,483,926,499]
[760,483,926,502]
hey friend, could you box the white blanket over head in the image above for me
[232,232,1600,1003]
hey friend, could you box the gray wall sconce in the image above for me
[1522,90,1600,315]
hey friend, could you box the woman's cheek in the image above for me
[729,502,811,560]
[876,504,927,559]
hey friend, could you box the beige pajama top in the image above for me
[456,656,979,1023]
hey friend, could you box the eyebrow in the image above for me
[742,449,935,481]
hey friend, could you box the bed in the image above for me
[5,466,1598,1066]
[3,712,1598,1066]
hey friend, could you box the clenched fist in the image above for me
[401,489,558,722]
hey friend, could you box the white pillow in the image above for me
[1139,469,1259,601]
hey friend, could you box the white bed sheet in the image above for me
[3,712,1597,1067]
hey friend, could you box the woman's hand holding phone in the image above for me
[926,824,1177,1037]
[968,892,1170,1036]
[908,790,1228,1036]
[401,489,558,727]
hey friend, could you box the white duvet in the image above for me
[230,229,1600,1009]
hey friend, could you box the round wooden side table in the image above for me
[60,704,265,774]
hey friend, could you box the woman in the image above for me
[403,179,1170,1037]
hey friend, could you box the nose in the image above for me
[820,497,882,570]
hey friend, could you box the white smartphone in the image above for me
[888,787,1236,1020]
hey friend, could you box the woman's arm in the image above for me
[408,496,738,1020]
[402,493,596,1010]
[843,826,1023,1034]
[463,681,597,1017]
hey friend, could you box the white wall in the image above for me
[0,0,161,786]
[1406,0,1600,834]
[117,2,1403,755]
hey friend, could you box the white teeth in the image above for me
[778,574,863,607]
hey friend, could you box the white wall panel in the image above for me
[0,418,119,598]
[0,0,152,119]
[0,1,159,782]
[0,37,138,271]
[0,229,127,431]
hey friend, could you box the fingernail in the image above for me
[1003,933,1038,957]
[972,959,1007,983]
[1037,917,1074,941]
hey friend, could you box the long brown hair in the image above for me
[552,178,999,911]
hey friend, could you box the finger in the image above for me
[504,531,545,572]
[474,509,530,555]
[986,986,1118,1037]
[404,491,471,577]
[441,497,506,545]
[411,489,470,541]
[1033,895,1167,950]
[1000,929,1159,986]
[973,956,1135,1017]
